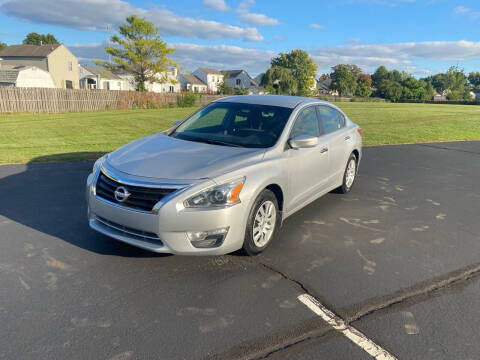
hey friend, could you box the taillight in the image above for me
[357,128,362,137]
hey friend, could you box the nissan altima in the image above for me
[86,95,362,255]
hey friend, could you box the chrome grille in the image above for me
[95,172,177,212]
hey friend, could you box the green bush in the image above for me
[177,92,197,107]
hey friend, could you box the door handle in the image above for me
[320,147,328,153]
[345,136,351,141]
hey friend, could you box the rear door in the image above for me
[286,106,330,212]
[317,105,351,186]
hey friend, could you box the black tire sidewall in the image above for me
[243,189,280,256]
[341,154,357,193]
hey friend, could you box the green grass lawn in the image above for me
[1,102,479,164]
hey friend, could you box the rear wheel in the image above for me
[242,189,279,256]
[338,153,357,194]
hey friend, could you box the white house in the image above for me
[79,65,124,90]
[192,68,223,94]
[179,74,207,93]
[0,63,55,88]
[115,68,180,93]
[469,89,480,100]
[223,70,265,94]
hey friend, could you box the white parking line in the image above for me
[298,294,397,360]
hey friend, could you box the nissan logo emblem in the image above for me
[114,186,131,203]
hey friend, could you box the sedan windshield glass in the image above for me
[170,102,293,148]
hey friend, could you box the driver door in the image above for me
[286,106,330,213]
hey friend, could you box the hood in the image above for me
[106,133,265,181]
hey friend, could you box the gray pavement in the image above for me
[1,141,479,359]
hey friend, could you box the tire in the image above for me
[338,153,358,194]
[242,189,280,256]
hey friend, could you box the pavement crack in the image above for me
[257,262,315,298]
[415,143,480,156]
[343,262,480,324]
[258,329,336,359]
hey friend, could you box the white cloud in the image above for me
[453,5,480,19]
[309,24,326,29]
[238,13,279,26]
[0,0,263,41]
[454,5,471,14]
[311,40,480,72]
[70,39,480,78]
[203,0,229,11]
[237,0,279,26]
[69,41,275,76]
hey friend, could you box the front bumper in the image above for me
[86,173,249,255]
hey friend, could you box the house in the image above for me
[0,63,55,88]
[433,90,447,102]
[317,77,339,96]
[222,70,265,94]
[179,74,207,93]
[0,44,79,89]
[115,68,180,93]
[79,65,124,90]
[192,68,224,94]
[469,89,480,100]
[254,73,264,85]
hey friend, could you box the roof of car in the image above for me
[215,95,322,109]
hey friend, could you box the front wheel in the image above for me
[242,189,279,256]
[338,154,357,194]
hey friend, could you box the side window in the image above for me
[290,106,320,139]
[317,106,344,134]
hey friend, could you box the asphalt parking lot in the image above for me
[1,141,480,360]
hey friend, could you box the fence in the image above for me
[0,88,225,113]
[397,99,480,105]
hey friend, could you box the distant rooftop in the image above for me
[223,70,244,78]
[198,68,223,75]
[0,44,61,57]
[180,74,206,85]
[81,65,121,80]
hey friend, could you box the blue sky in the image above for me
[1,0,479,77]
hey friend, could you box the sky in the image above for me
[1,0,480,77]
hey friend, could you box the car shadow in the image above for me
[0,152,170,258]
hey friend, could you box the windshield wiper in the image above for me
[187,138,243,148]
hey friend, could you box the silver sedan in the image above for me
[86,95,362,255]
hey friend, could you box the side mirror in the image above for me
[288,135,319,149]
[173,120,181,126]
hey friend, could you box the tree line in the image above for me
[329,64,479,102]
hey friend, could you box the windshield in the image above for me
[170,102,293,148]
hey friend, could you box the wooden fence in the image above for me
[0,88,225,113]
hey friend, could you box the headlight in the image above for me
[184,177,245,208]
[92,154,109,174]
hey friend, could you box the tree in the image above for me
[371,66,390,88]
[261,66,297,95]
[95,15,176,92]
[443,66,467,93]
[262,49,317,96]
[330,64,358,96]
[377,80,403,102]
[468,72,480,88]
[0,42,6,51]
[426,73,447,92]
[235,87,250,95]
[355,74,372,97]
[23,32,59,45]
[218,81,234,95]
